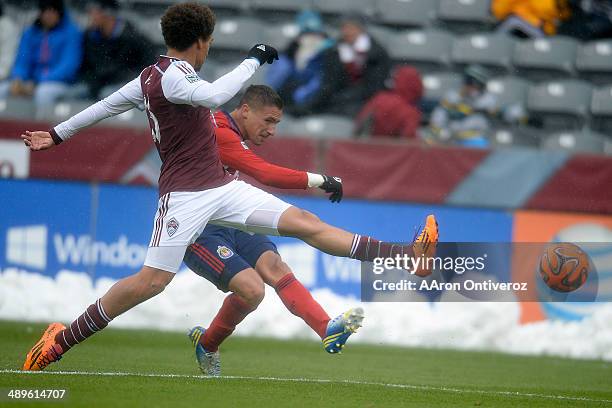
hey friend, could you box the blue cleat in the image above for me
[188,326,221,377]
[323,307,365,354]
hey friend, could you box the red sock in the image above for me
[275,273,330,339]
[200,294,257,352]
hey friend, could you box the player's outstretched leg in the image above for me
[277,209,439,276]
[22,266,174,371]
[188,326,221,377]
[323,307,365,354]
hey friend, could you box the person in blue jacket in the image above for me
[0,0,82,108]
[265,10,335,117]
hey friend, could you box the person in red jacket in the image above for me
[354,65,423,139]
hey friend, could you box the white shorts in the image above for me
[144,180,292,273]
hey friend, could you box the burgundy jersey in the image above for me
[140,56,232,197]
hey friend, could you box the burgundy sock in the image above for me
[54,299,112,353]
[200,294,257,352]
[275,273,330,339]
[349,234,413,262]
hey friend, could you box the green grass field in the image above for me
[0,320,610,407]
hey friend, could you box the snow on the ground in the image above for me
[1,268,611,361]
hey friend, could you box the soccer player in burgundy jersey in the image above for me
[20,3,438,373]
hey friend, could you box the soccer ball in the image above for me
[538,243,590,292]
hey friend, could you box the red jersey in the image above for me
[212,111,308,189]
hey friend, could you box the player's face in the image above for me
[244,105,283,145]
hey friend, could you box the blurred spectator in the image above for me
[429,65,497,148]
[0,0,82,107]
[325,14,391,117]
[354,65,423,139]
[288,13,391,117]
[492,0,572,38]
[559,0,612,40]
[265,10,335,116]
[0,2,19,81]
[80,0,155,99]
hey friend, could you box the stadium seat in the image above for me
[367,25,396,47]
[202,0,247,14]
[264,22,301,51]
[251,0,313,13]
[275,114,300,136]
[374,0,439,28]
[312,0,376,19]
[288,115,354,139]
[210,17,262,59]
[605,138,612,156]
[591,84,612,133]
[128,14,163,45]
[490,126,540,149]
[437,0,493,32]
[421,71,463,102]
[486,76,530,109]
[512,36,578,80]
[527,80,592,130]
[389,29,453,71]
[542,129,606,154]
[0,97,36,121]
[576,40,612,85]
[451,33,516,73]
[35,100,96,122]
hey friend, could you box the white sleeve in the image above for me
[161,59,259,108]
[53,76,144,141]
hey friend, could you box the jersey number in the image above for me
[143,95,161,143]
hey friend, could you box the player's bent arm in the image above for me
[216,131,340,201]
[51,77,143,144]
[217,130,309,189]
[162,59,259,109]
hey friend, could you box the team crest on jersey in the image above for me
[185,73,200,83]
[166,218,179,237]
[217,245,234,259]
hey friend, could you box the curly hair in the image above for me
[161,2,215,51]
[240,85,284,110]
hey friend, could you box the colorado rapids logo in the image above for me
[217,245,234,259]
[166,217,179,237]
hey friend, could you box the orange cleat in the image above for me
[412,215,439,277]
[22,323,65,371]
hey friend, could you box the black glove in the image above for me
[319,175,343,203]
[247,44,279,65]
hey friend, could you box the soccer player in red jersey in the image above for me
[20,3,438,373]
[185,85,360,375]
